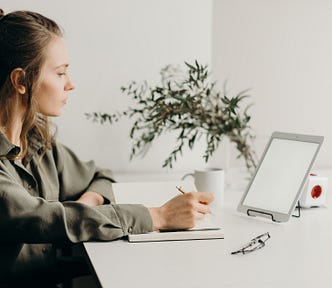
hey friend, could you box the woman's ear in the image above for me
[10,68,26,95]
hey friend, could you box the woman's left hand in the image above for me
[76,191,104,207]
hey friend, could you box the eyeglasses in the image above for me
[231,232,271,255]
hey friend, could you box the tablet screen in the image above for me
[242,138,320,214]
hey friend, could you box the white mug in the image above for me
[183,168,224,211]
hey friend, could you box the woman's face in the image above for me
[34,36,75,117]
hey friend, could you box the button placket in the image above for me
[13,160,38,192]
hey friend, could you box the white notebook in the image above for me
[128,213,223,242]
[112,181,224,242]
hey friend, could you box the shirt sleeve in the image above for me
[0,169,153,244]
[0,142,154,244]
[54,143,116,204]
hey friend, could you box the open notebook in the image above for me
[112,181,224,242]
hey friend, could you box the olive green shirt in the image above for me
[0,131,153,282]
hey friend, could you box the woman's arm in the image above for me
[0,142,152,244]
[54,143,116,204]
[0,141,214,244]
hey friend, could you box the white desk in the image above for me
[83,173,332,288]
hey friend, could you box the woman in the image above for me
[0,9,214,286]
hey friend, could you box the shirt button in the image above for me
[27,184,32,190]
[128,227,133,234]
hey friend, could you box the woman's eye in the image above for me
[58,72,66,77]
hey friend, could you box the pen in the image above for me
[176,185,187,194]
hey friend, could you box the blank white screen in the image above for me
[243,139,319,213]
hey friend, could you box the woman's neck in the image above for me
[0,120,23,146]
[0,94,27,147]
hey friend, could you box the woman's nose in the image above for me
[65,76,75,91]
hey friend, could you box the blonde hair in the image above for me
[0,9,62,160]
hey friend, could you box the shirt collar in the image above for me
[0,132,20,158]
[25,128,45,163]
[0,129,45,161]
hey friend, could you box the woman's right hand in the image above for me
[148,191,214,231]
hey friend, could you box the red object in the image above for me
[311,185,322,199]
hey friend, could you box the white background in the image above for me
[213,0,332,172]
[2,0,332,176]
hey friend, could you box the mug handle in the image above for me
[181,173,194,180]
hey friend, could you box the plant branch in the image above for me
[86,60,257,172]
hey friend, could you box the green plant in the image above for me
[86,60,257,171]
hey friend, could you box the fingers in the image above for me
[194,210,206,221]
[182,192,213,214]
[184,191,214,204]
[156,192,214,230]
[196,201,211,214]
[196,191,215,204]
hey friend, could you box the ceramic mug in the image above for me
[183,168,224,211]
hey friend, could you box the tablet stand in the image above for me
[246,209,279,222]
[292,201,301,218]
[246,201,301,222]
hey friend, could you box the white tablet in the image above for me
[237,131,324,222]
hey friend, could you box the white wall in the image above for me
[213,0,332,170]
[2,0,213,173]
[5,0,329,176]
